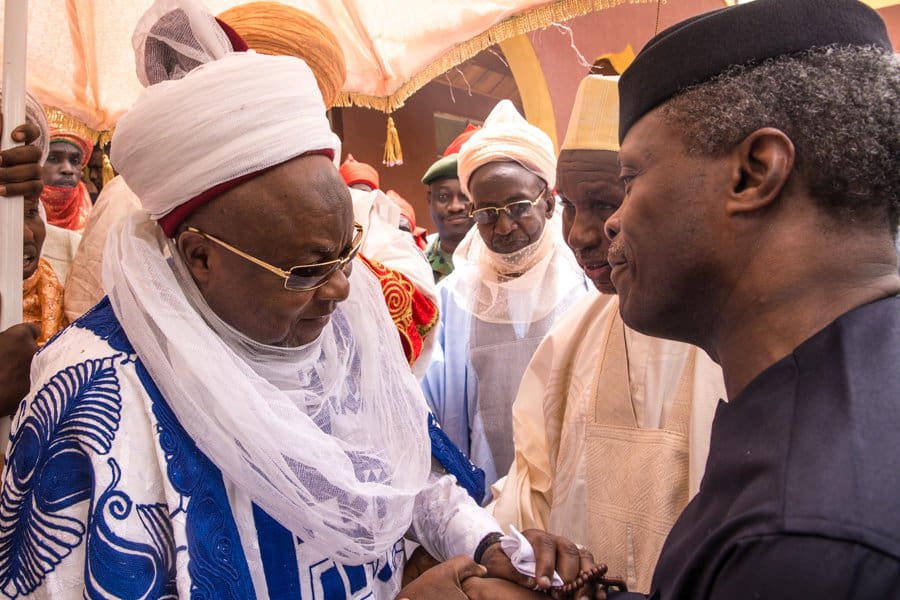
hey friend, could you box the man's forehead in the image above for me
[430,178,460,191]
[558,149,618,170]
[49,140,83,155]
[619,110,668,163]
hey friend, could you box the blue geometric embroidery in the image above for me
[0,356,122,598]
[84,458,177,599]
[137,361,255,600]
[72,297,133,355]
[429,413,486,503]
[75,299,254,598]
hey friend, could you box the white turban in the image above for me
[457,99,556,197]
[111,51,340,234]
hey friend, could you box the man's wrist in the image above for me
[473,531,504,565]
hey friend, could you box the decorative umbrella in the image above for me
[0,0,667,135]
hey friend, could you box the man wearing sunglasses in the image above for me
[422,99,590,497]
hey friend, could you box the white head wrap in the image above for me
[133,0,235,87]
[104,48,431,566]
[112,51,340,224]
[457,99,556,198]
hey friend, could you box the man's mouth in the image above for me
[445,215,470,224]
[54,178,78,188]
[581,261,611,280]
[23,248,37,272]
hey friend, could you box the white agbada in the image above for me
[490,293,725,592]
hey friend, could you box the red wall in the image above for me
[528,0,724,145]
[336,2,900,232]
[336,82,501,232]
[531,2,900,144]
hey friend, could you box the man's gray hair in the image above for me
[659,45,900,233]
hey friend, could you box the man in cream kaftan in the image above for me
[490,75,725,593]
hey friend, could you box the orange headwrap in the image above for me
[49,130,92,167]
[339,154,380,190]
[387,189,428,250]
[218,2,346,108]
[443,123,480,157]
[386,190,416,230]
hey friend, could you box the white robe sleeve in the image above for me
[408,465,501,561]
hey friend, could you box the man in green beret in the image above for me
[421,125,478,283]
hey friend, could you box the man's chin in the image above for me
[591,278,617,295]
[442,220,473,239]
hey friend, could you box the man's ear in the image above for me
[175,230,214,288]
[725,127,795,216]
[543,188,556,217]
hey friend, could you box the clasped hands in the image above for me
[398,529,610,600]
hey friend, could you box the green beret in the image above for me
[422,154,459,185]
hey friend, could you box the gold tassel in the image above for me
[101,152,116,186]
[383,116,403,167]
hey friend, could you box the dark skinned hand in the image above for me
[0,117,44,201]
[462,576,548,599]
[395,555,487,600]
[402,546,441,588]
[480,529,601,598]
[0,294,39,418]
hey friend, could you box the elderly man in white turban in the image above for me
[0,28,592,599]
[489,75,726,593]
[422,100,589,497]
[63,1,439,384]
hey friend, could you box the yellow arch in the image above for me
[499,35,559,153]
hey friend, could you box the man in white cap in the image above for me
[0,34,588,600]
[422,100,589,495]
[490,74,725,594]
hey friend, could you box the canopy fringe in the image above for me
[45,106,113,147]
[333,0,658,113]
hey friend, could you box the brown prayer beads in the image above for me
[547,564,628,599]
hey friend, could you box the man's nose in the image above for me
[316,265,351,303]
[604,206,623,242]
[567,215,602,251]
[493,211,517,236]
[448,194,468,213]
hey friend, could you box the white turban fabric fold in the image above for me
[457,99,556,197]
[111,51,340,222]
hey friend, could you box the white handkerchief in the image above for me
[499,525,565,587]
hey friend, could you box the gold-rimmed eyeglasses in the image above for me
[468,185,547,225]
[184,222,365,291]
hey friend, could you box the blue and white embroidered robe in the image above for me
[0,299,499,599]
